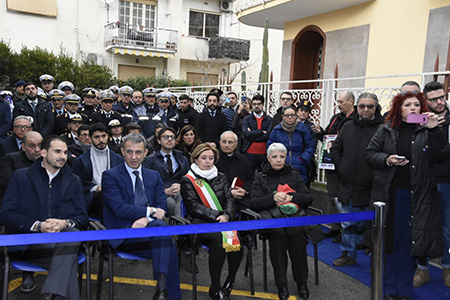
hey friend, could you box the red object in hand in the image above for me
[277,184,296,194]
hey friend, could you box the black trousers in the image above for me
[267,226,309,287]
[198,232,243,292]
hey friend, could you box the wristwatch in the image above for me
[66,219,76,227]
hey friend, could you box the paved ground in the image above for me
[4,239,370,300]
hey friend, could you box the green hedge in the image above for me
[0,40,191,92]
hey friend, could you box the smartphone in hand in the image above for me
[406,114,428,124]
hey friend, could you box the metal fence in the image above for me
[169,71,450,184]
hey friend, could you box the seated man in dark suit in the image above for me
[0,135,88,300]
[143,127,189,216]
[73,123,123,219]
[102,133,181,300]
[0,115,33,157]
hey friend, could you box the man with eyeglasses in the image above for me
[242,94,273,172]
[73,123,123,220]
[330,93,384,267]
[412,81,450,288]
[143,127,189,217]
[272,91,294,127]
[13,82,54,137]
[0,115,33,157]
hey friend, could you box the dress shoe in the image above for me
[324,229,340,238]
[277,285,289,300]
[153,288,169,300]
[222,280,234,297]
[21,271,36,293]
[40,293,65,300]
[297,283,309,300]
[208,288,230,300]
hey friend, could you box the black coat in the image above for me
[365,122,450,257]
[331,113,384,207]
[215,149,254,210]
[176,106,198,132]
[92,110,123,127]
[195,107,228,144]
[250,162,313,215]
[0,150,34,201]
[13,98,54,137]
[181,170,235,223]
[0,136,20,158]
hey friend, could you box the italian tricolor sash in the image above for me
[185,171,241,252]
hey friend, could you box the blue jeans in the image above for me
[439,183,450,268]
[339,200,367,259]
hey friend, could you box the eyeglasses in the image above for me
[161,135,175,141]
[13,125,32,130]
[427,95,446,102]
[280,98,292,102]
[282,114,297,118]
[358,104,375,109]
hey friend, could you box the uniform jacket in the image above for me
[92,110,123,127]
[365,122,450,257]
[101,163,168,248]
[13,98,54,137]
[54,112,89,135]
[267,122,317,183]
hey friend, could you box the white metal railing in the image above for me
[167,70,450,183]
[104,22,178,52]
[235,0,275,13]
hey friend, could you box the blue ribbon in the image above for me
[0,211,374,247]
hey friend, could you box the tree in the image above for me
[258,18,270,98]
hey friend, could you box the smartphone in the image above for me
[241,96,247,104]
[406,114,428,124]
[395,155,406,161]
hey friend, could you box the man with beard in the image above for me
[132,90,144,108]
[0,135,88,300]
[242,95,273,172]
[73,123,123,219]
[143,127,189,217]
[330,93,384,267]
[13,82,54,137]
[175,94,198,132]
[413,81,450,288]
[0,115,33,157]
[196,92,228,147]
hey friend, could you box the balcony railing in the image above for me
[235,0,274,12]
[104,22,178,52]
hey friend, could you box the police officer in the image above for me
[39,74,55,95]
[54,94,89,135]
[107,119,124,153]
[58,81,75,96]
[156,92,178,129]
[80,88,98,123]
[115,86,135,125]
[48,89,66,117]
[61,113,84,146]
[93,90,123,127]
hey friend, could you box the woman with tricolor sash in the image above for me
[250,143,313,300]
[180,143,243,300]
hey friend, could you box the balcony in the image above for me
[104,22,178,58]
[208,37,250,62]
[236,0,373,29]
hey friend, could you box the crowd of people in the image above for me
[0,74,449,300]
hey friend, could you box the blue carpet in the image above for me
[307,231,450,299]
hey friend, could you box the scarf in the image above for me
[90,146,110,186]
[281,120,298,133]
[190,163,218,181]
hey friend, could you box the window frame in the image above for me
[188,10,220,39]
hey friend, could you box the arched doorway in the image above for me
[290,25,325,90]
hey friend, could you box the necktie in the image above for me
[211,111,215,117]
[133,170,148,206]
[31,102,36,113]
[106,113,110,119]
[165,154,173,175]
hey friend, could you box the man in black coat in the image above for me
[12,82,54,137]
[0,116,33,157]
[330,93,384,267]
[195,92,228,146]
[175,94,198,132]
[216,131,254,211]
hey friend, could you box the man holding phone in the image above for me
[413,81,450,288]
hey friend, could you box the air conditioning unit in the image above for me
[85,53,103,65]
[220,1,233,13]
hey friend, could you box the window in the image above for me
[189,11,219,38]
[7,0,57,17]
[119,1,156,28]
